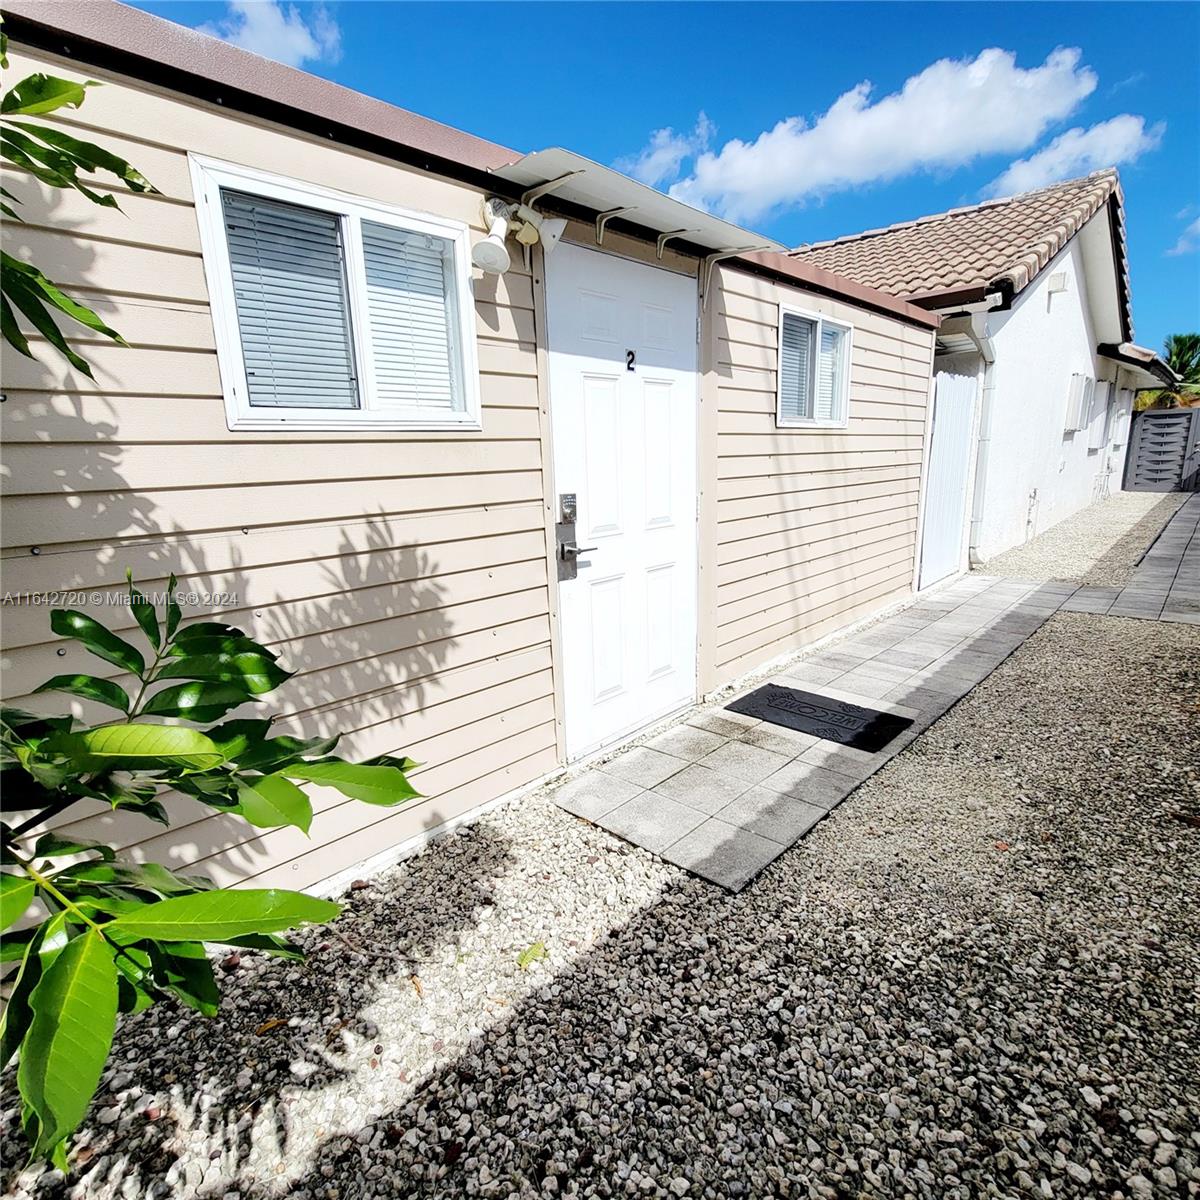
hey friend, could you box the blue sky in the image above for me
[134,1,1200,350]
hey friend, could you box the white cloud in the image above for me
[616,114,713,188]
[198,0,342,69]
[655,47,1097,224]
[1168,215,1200,257]
[984,114,1164,198]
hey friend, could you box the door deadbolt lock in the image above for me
[555,493,596,581]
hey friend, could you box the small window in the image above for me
[191,155,480,431]
[1088,380,1112,451]
[777,307,851,428]
[1065,373,1095,434]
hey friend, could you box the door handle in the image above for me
[562,543,598,557]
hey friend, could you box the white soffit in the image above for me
[490,147,785,254]
[1078,211,1123,345]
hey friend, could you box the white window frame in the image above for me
[189,154,481,432]
[775,303,853,430]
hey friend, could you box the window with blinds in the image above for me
[361,221,460,412]
[777,309,851,428]
[193,156,480,431]
[223,191,360,410]
[779,313,815,423]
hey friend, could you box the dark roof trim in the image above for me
[7,1,936,326]
[1103,192,1135,345]
[1098,343,1178,386]
[734,252,941,331]
[4,0,520,194]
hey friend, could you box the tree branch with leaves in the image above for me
[2,578,420,1168]
[1,26,158,375]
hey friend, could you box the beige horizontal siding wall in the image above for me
[0,46,561,890]
[700,265,935,690]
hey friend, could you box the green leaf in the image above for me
[166,634,277,661]
[45,724,226,771]
[126,571,159,649]
[1,126,119,208]
[156,651,290,695]
[11,122,156,194]
[1,928,37,963]
[207,718,273,761]
[112,946,154,1015]
[17,929,118,1164]
[143,681,253,722]
[517,941,547,970]
[1,871,35,931]
[49,609,145,675]
[1,73,94,116]
[235,774,313,833]
[105,888,340,941]
[2,253,114,378]
[0,708,74,739]
[165,574,182,641]
[0,915,65,1069]
[236,732,340,773]
[146,942,218,1017]
[3,251,123,337]
[33,832,115,862]
[173,621,249,643]
[34,673,130,713]
[366,752,421,772]
[224,932,304,960]
[54,859,211,898]
[285,760,420,806]
[1,293,32,356]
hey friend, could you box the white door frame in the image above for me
[544,242,701,761]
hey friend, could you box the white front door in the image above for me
[546,243,699,761]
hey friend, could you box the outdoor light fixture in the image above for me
[472,196,513,274]
[472,197,568,274]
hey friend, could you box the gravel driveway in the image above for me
[978,492,1186,586]
[4,615,1198,1200]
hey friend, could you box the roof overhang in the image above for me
[8,0,937,330]
[489,148,784,258]
[1098,342,1179,388]
[3,0,517,187]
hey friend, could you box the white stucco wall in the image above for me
[971,238,1126,562]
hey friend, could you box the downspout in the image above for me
[965,292,1006,567]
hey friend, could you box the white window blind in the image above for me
[362,221,460,412]
[778,309,850,427]
[779,313,815,423]
[222,190,359,410]
[815,324,847,421]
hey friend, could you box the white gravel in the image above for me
[4,615,1198,1200]
[977,491,1187,586]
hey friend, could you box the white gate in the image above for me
[919,372,978,588]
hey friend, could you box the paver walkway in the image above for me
[1059,493,1199,622]
[550,493,1199,889]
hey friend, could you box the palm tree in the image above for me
[1136,333,1200,410]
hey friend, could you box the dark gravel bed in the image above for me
[4,613,1198,1200]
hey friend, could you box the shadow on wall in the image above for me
[1,189,460,884]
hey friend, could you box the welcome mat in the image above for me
[727,684,913,753]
